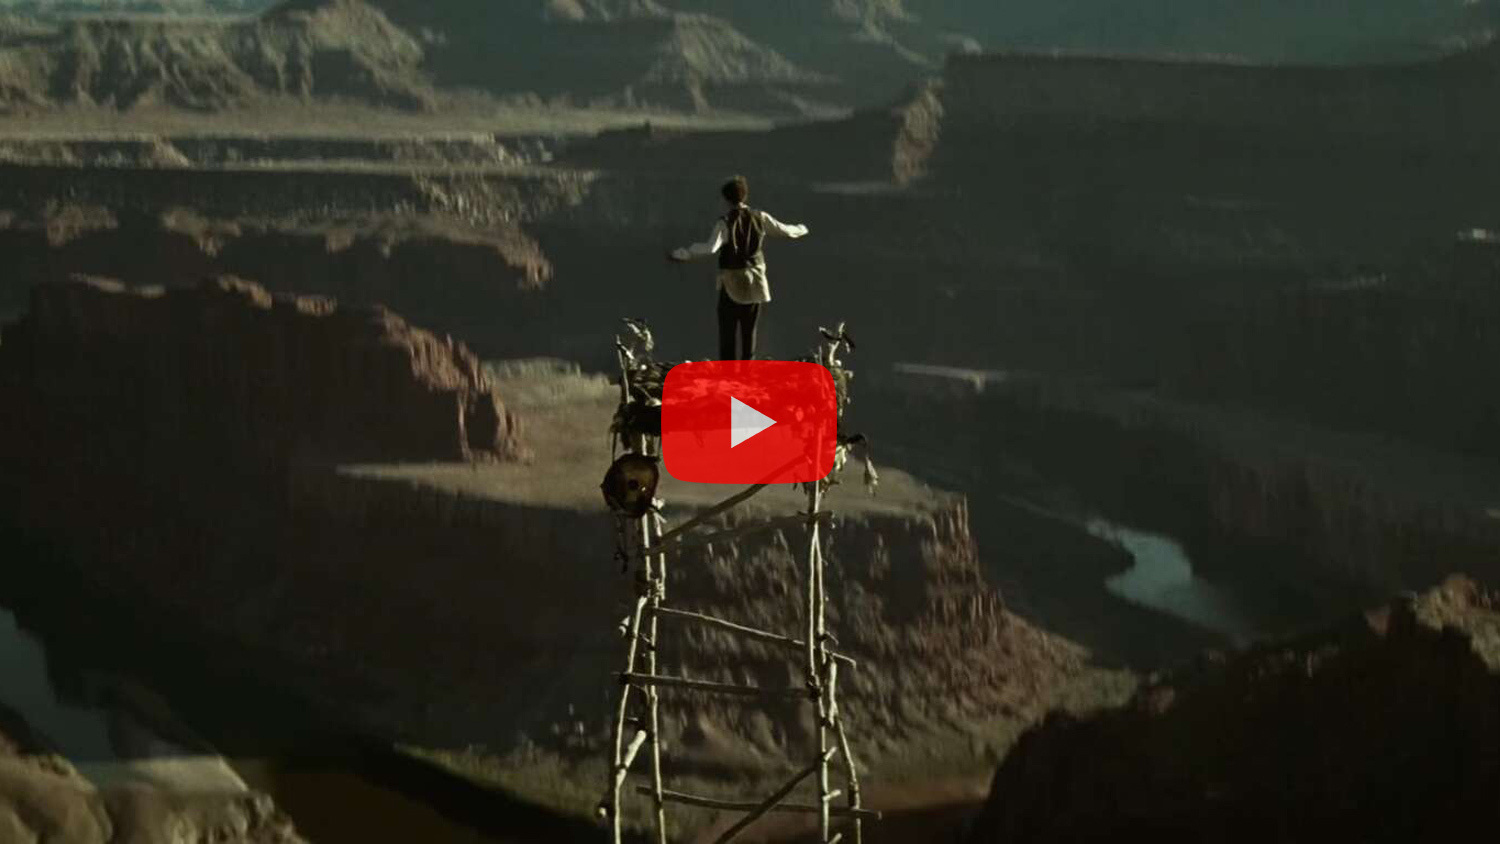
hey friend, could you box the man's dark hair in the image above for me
[721,175,749,205]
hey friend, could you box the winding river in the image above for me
[1087,518,1262,644]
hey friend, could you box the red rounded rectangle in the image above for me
[662,361,838,484]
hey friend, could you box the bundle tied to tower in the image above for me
[596,318,878,844]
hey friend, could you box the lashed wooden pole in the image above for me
[633,434,667,844]
[804,484,819,693]
[654,607,857,669]
[604,588,649,839]
[808,479,833,843]
[620,672,810,700]
[835,709,865,844]
[822,555,834,844]
[650,482,771,547]
[826,660,865,844]
[606,339,635,836]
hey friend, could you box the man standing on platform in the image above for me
[669,175,810,361]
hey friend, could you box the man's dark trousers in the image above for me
[717,288,761,361]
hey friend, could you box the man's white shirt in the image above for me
[671,206,809,305]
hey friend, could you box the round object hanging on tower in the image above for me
[601,453,660,518]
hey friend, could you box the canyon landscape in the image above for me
[1,2,1499,843]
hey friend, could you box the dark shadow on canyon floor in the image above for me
[0,526,614,844]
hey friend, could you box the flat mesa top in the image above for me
[342,371,955,518]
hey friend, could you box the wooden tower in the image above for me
[597,322,877,844]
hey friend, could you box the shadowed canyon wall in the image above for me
[0,276,521,470]
[942,46,1500,150]
[966,576,1500,843]
[872,368,1500,624]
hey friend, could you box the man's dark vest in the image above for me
[718,206,765,270]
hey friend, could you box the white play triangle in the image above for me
[730,396,777,448]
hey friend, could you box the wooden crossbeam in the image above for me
[712,749,837,844]
[651,482,772,547]
[620,672,810,701]
[655,607,857,669]
[634,786,881,820]
[643,511,831,558]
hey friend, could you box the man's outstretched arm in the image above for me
[759,211,809,239]
[669,221,727,262]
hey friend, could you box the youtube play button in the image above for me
[662,361,838,484]
[730,397,776,448]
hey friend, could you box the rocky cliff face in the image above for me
[0,0,437,111]
[6,0,1495,120]
[0,0,942,118]
[0,160,576,336]
[280,467,1078,775]
[367,0,940,116]
[965,576,1500,843]
[0,276,521,470]
[916,48,1500,465]
[0,708,306,844]
[0,277,522,614]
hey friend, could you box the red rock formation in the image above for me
[279,468,1084,779]
[965,576,1500,843]
[0,275,521,470]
